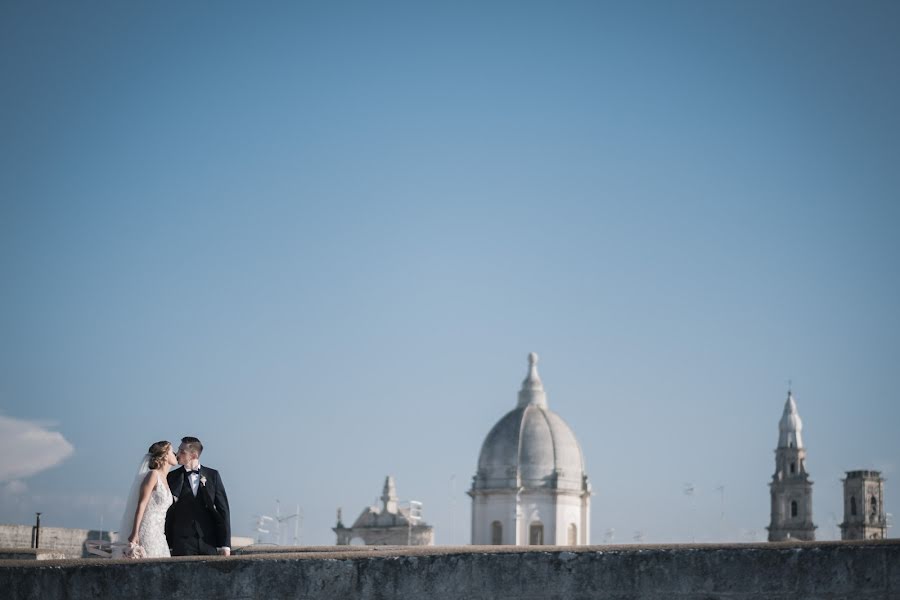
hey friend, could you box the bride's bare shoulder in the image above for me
[140,471,158,489]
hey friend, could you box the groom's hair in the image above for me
[181,436,203,456]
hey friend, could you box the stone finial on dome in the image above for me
[778,389,804,449]
[517,352,548,408]
[381,476,398,514]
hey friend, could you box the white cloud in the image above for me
[3,480,27,495]
[0,415,75,481]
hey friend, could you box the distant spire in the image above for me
[381,476,398,514]
[777,388,804,449]
[517,352,548,408]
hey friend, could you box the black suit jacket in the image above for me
[165,465,231,550]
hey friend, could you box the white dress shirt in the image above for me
[187,465,201,496]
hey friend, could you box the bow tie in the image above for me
[186,469,200,475]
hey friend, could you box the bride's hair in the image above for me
[147,441,171,470]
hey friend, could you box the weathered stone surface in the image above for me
[0,547,67,560]
[0,540,896,600]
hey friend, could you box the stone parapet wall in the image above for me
[0,540,897,599]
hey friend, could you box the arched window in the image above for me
[870,495,878,519]
[567,523,577,545]
[790,462,796,474]
[491,521,502,545]
[850,496,857,516]
[790,500,798,518]
[529,522,544,545]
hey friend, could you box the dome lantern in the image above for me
[517,352,547,408]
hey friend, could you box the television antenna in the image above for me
[402,500,423,545]
[683,482,696,542]
[275,500,302,546]
[828,512,839,540]
[253,515,275,544]
[715,485,725,520]
[448,474,457,545]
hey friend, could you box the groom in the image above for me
[165,436,232,556]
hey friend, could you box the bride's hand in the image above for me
[128,533,139,545]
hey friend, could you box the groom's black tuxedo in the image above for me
[165,465,231,556]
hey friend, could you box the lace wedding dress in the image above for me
[138,472,173,557]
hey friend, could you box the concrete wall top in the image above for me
[1,539,897,600]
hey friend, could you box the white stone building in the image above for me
[333,476,434,545]
[469,353,591,545]
[767,389,816,541]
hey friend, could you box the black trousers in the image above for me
[169,535,218,556]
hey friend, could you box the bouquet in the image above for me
[107,541,146,559]
[122,542,146,559]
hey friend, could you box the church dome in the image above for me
[473,353,588,493]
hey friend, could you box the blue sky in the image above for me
[1,1,898,545]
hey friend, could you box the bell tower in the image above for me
[767,388,816,541]
[840,470,888,540]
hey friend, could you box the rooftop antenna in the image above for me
[402,500,423,545]
[253,515,274,544]
[715,484,725,542]
[683,483,696,543]
[715,484,725,520]
[274,500,302,546]
[296,505,303,545]
[449,474,457,546]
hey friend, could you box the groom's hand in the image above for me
[217,547,231,557]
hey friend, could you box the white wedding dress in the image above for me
[118,455,174,558]
[139,473,173,557]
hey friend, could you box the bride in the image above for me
[118,441,177,558]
